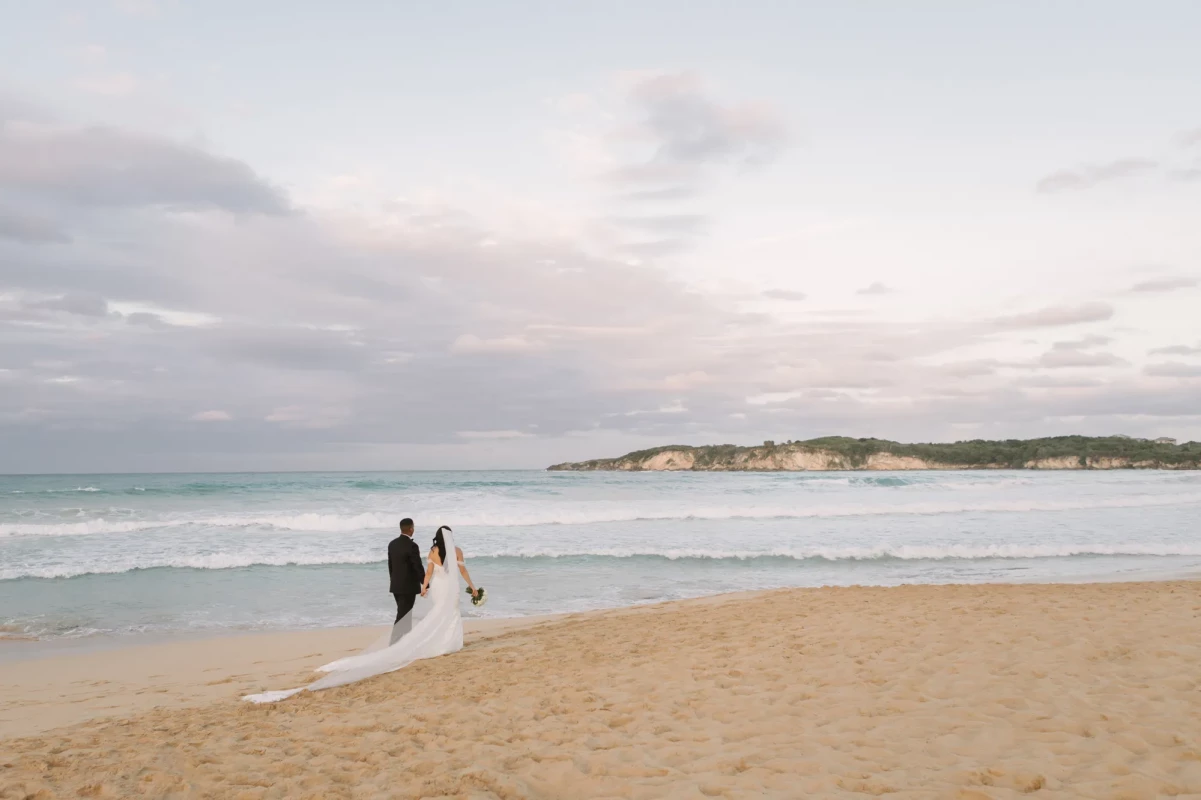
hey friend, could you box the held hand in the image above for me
[420,585,428,597]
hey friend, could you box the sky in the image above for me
[1,0,1199,473]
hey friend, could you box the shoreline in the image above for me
[0,616,552,665]
[5,561,1200,661]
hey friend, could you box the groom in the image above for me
[387,518,426,641]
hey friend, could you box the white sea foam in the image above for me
[477,543,1201,561]
[3,552,384,580]
[0,519,187,537]
[6,542,1201,581]
[4,491,1200,538]
[35,486,102,493]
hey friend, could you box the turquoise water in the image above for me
[2,469,1200,643]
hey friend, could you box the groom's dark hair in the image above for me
[399,518,414,531]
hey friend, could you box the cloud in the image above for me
[450,334,541,355]
[1050,335,1111,350]
[264,406,306,423]
[0,187,1138,464]
[77,44,108,63]
[1036,159,1157,194]
[937,359,1002,378]
[659,371,713,390]
[1172,168,1201,182]
[26,293,110,317]
[109,303,219,327]
[0,91,49,125]
[856,282,894,296]
[991,302,1114,330]
[456,430,532,439]
[190,410,231,422]
[606,163,697,188]
[0,119,289,213]
[762,289,807,301]
[620,401,688,416]
[746,390,805,406]
[1180,129,1201,148]
[211,327,369,371]
[1016,374,1105,389]
[76,71,141,97]
[609,214,709,235]
[265,405,350,429]
[622,72,788,173]
[1130,276,1197,293]
[618,238,690,257]
[1149,344,1201,356]
[1037,349,1125,368]
[0,207,71,243]
[600,72,788,201]
[578,74,789,257]
[1144,362,1201,378]
[126,311,168,329]
[114,0,160,15]
[617,186,701,203]
[3,89,1199,472]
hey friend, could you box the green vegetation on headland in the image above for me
[547,435,1201,471]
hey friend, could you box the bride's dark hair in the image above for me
[432,526,452,564]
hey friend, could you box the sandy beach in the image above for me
[3,581,1201,798]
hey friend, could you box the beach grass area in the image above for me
[3,582,1201,798]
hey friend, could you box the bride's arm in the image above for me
[456,547,476,594]
[421,551,438,596]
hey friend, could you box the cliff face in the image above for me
[547,438,1201,472]
[551,448,957,472]
[620,449,948,471]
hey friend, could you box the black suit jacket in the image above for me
[388,535,425,596]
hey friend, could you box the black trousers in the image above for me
[393,591,416,623]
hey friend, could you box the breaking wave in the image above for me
[7,542,1201,581]
[4,491,1201,538]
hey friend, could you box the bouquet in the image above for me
[466,586,487,607]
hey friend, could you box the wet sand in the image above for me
[0,616,555,740]
[3,582,1201,798]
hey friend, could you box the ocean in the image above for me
[2,469,1200,647]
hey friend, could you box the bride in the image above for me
[244,526,475,703]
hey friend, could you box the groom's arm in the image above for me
[406,541,425,584]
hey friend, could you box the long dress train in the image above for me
[243,531,464,703]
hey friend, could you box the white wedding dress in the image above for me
[244,530,464,703]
